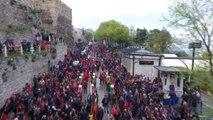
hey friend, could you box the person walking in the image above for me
[102,95,109,113]
[96,106,104,120]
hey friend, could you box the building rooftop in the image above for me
[122,47,163,57]
[154,66,181,72]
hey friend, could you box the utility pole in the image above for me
[132,55,135,75]
[189,41,202,80]
[191,47,195,70]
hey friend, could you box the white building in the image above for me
[121,48,205,96]
[121,47,162,78]
[73,28,85,42]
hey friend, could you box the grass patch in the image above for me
[0,53,3,58]
[201,104,213,116]
[7,52,20,58]
[0,25,30,33]
[23,51,31,56]
[191,71,213,94]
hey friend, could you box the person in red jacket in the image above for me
[101,71,107,85]
[16,102,26,120]
[92,101,99,120]
[0,110,9,120]
[110,105,120,120]
[111,76,116,85]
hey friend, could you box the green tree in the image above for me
[135,28,148,45]
[165,0,213,76]
[84,31,93,41]
[96,20,129,46]
[177,51,189,57]
[147,29,172,53]
[149,29,161,35]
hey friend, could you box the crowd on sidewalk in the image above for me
[0,42,200,120]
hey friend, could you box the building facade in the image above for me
[121,47,162,77]
[121,47,190,96]
[73,28,85,42]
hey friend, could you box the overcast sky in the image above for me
[61,0,180,35]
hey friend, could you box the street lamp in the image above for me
[188,41,202,82]
[188,41,202,70]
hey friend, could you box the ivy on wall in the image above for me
[0,25,29,33]
[10,0,17,5]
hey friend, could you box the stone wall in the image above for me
[58,2,72,38]
[60,2,72,19]
[34,0,72,38]
[57,15,72,38]
[16,0,35,8]
[0,44,67,108]
[0,0,39,44]
[0,0,72,45]
[0,32,35,45]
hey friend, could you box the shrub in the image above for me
[41,51,48,57]
[24,54,29,59]
[10,0,16,5]
[191,70,213,94]
[31,54,36,62]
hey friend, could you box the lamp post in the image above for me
[188,41,202,80]
[188,41,202,70]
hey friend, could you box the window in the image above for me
[177,77,180,87]
[139,61,154,65]
[164,73,168,78]
[170,73,175,79]
[165,79,167,85]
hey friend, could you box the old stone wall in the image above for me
[0,44,67,108]
[16,0,35,8]
[0,32,35,45]
[34,0,72,38]
[0,0,39,45]
[57,2,72,38]
[57,15,72,37]
[60,2,72,19]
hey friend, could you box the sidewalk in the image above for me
[202,93,213,109]
[200,93,213,117]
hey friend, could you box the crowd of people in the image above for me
[0,42,200,120]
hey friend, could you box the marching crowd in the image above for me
[0,42,200,120]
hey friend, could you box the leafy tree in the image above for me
[95,20,129,45]
[192,70,213,94]
[84,31,93,41]
[135,28,148,45]
[165,0,213,76]
[147,29,172,53]
[177,51,189,57]
[149,29,160,35]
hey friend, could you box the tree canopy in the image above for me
[95,20,129,44]
[165,0,213,75]
[135,28,148,45]
[84,31,93,41]
[147,29,172,53]
[176,51,189,57]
